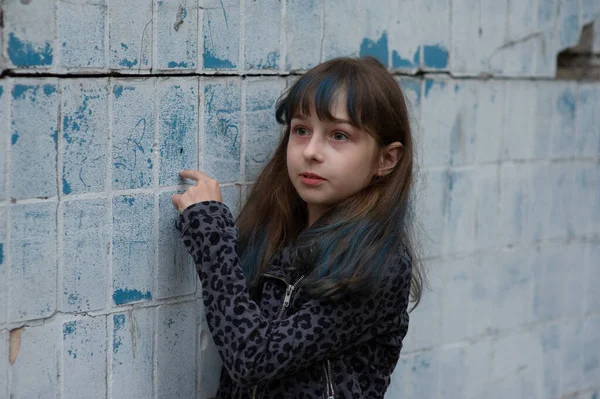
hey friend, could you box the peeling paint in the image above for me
[423,44,449,69]
[359,32,389,67]
[9,328,22,364]
[113,288,152,305]
[8,33,54,66]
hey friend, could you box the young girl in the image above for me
[172,56,423,398]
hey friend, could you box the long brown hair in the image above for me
[237,56,423,308]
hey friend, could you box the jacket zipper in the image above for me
[323,359,335,399]
[251,274,306,399]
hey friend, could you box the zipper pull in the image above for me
[282,284,294,308]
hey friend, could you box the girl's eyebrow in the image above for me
[292,115,353,125]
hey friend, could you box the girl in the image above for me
[172,56,423,398]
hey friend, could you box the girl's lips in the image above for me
[300,173,326,186]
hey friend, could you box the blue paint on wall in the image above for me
[63,321,77,338]
[7,33,54,66]
[11,132,20,145]
[423,44,449,69]
[167,61,190,68]
[119,58,138,68]
[112,288,152,305]
[0,243,3,264]
[43,84,57,96]
[63,177,72,195]
[255,51,279,69]
[0,86,3,97]
[203,49,235,68]
[12,84,31,100]
[392,47,420,69]
[557,89,575,120]
[359,32,389,67]
[424,80,446,97]
[112,85,135,99]
[113,314,126,353]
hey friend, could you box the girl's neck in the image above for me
[306,203,329,228]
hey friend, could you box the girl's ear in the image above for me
[376,142,403,177]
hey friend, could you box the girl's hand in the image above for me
[171,170,223,212]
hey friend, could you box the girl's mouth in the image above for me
[300,173,326,186]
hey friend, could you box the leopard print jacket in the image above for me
[177,201,412,398]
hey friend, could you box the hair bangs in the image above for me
[276,65,367,130]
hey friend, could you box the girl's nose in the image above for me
[302,135,325,162]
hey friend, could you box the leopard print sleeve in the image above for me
[177,200,412,388]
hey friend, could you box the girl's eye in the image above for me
[331,131,349,141]
[294,127,310,136]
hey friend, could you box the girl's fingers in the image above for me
[179,169,210,182]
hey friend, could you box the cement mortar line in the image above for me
[2,69,600,82]
[1,291,198,332]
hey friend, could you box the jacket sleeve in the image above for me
[177,201,411,387]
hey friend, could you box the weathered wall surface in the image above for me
[0,0,599,398]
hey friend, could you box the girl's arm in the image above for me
[177,201,411,387]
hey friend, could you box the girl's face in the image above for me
[286,93,379,225]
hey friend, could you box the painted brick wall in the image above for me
[0,1,599,398]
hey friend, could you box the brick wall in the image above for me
[0,1,599,398]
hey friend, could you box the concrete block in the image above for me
[572,163,599,236]
[62,199,108,312]
[472,81,504,163]
[502,81,536,160]
[157,191,196,300]
[202,0,240,70]
[445,168,477,255]
[58,0,106,68]
[389,1,422,72]
[582,315,600,390]
[532,245,562,323]
[493,248,535,332]
[156,0,197,70]
[285,0,322,70]
[474,166,501,250]
[417,168,447,257]
[197,299,222,399]
[221,184,241,218]
[10,202,57,322]
[397,77,422,124]
[411,351,437,399]
[584,242,600,315]
[551,82,577,159]
[420,78,459,167]
[402,259,442,352]
[561,242,587,317]
[5,1,55,68]
[450,0,506,75]
[10,323,60,399]
[0,330,7,398]
[158,78,199,186]
[244,77,285,182]
[490,331,543,399]
[533,82,555,159]
[576,83,600,158]
[244,0,281,69]
[539,324,561,399]
[108,0,152,70]
[203,79,241,183]
[463,339,493,399]
[0,83,6,201]
[62,317,107,399]
[561,320,584,395]
[111,309,154,398]
[61,79,108,195]
[439,345,466,398]
[498,163,531,246]
[0,206,6,326]
[442,254,495,343]
[157,301,196,399]
[111,79,155,190]
[558,0,580,49]
[112,194,155,306]
[10,80,58,199]
[545,162,573,240]
[526,164,551,242]
[322,0,392,66]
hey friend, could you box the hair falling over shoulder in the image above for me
[236,56,425,310]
